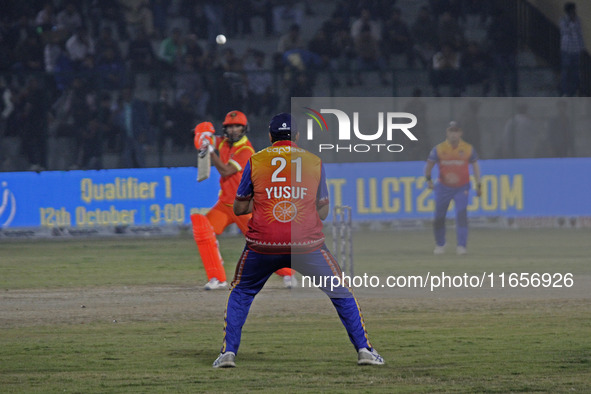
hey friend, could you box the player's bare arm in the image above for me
[233,198,252,216]
[425,160,436,189]
[317,204,329,221]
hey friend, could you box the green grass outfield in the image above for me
[1,228,590,393]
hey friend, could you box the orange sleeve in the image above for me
[228,146,255,172]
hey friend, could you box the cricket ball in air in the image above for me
[216,34,227,45]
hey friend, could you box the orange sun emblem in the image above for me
[272,200,297,223]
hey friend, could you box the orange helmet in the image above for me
[222,110,248,127]
[194,121,215,135]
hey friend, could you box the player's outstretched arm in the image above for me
[317,204,329,221]
[233,199,252,216]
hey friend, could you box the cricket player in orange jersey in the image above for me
[424,121,481,255]
[212,113,384,368]
[191,110,295,290]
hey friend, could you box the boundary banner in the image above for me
[1,158,590,230]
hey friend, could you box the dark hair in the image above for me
[270,132,293,142]
[565,2,576,13]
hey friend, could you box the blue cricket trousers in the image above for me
[433,182,470,247]
[221,244,372,354]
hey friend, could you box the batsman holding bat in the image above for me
[191,110,296,290]
[212,113,384,368]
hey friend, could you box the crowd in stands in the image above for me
[0,0,582,172]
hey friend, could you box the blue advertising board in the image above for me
[1,158,590,228]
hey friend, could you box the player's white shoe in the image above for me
[204,278,227,290]
[213,351,236,368]
[433,245,446,255]
[283,275,297,289]
[357,348,385,365]
[456,246,467,255]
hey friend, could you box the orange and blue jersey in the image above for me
[215,135,255,205]
[427,139,478,187]
[223,140,373,356]
[236,140,329,254]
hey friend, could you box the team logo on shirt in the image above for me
[272,200,297,223]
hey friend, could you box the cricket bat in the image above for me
[197,148,211,182]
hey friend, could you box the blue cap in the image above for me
[269,113,295,137]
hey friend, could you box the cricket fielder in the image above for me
[191,110,295,290]
[424,121,482,255]
[212,113,384,368]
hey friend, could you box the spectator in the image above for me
[78,117,103,169]
[167,92,196,150]
[88,0,128,40]
[308,27,340,84]
[272,3,304,34]
[35,2,57,32]
[49,76,93,169]
[114,85,151,168]
[152,87,175,152]
[119,0,154,38]
[185,34,205,66]
[175,53,210,118]
[461,41,491,96]
[44,33,65,74]
[282,48,323,90]
[350,8,380,41]
[382,7,414,68]
[158,27,186,71]
[150,0,170,39]
[186,3,209,40]
[430,43,461,96]
[486,8,518,96]
[332,26,356,86]
[65,27,95,70]
[221,56,248,113]
[96,91,120,153]
[244,49,274,115]
[56,2,83,36]
[353,24,389,85]
[95,26,123,62]
[277,23,304,54]
[560,2,585,96]
[5,15,31,54]
[127,27,157,74]
[18,76,50,171]
[461,0,491,27]
[411,6,439,68]
[96,47,127,90]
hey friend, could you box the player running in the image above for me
[212,113,384,368]
[191,110,295,290]
[424,121,482,255]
